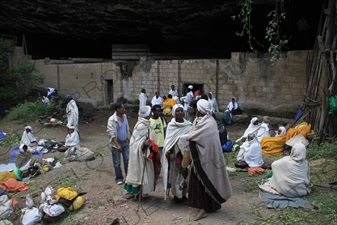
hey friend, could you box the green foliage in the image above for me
[0,133,21,147]
[231,0,264,51]
[0,38,45,102]
[306,142,337,160]
[3,101,61,123]
[232,0,288,65]
[0,39,11,72]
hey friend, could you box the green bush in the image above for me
[3,101,60,123]
[307,142,337,160]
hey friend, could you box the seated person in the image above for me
[20,126,38,153]
[222,97,242,124]
[58,126,80,152]
[15,144,32,171]
[163,94,176,116]
[235,133,264,168]
[235,117,261,143]
[257,116,271,142]
[276,126,286,136]
[269,143,310,197]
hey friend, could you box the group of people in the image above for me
[107,97,233,221]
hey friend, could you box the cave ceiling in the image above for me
[0,0,323,59]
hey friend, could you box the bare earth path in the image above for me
[0,109,277,225]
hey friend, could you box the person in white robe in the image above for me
[66,94,79,132]
[151,91,163,107]
[207,92,219,113]
[269,143,310,197]
[58,126,80,152]
[236,133,264,167]
[124,106,158,198]
[20,126,37,153]
[168,85,178,97]
[15,144,32,171]
[257,116,271,142]
[139,88,148,108]
[235,117,261,143]
[276,126,287,136]
[180,85,194,119]
[162,104,192,201]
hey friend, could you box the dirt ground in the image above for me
[0,108,278,225]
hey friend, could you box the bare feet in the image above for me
[194,209,208,221]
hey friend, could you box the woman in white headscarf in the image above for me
[187,99,232,221]
[162,104,192,202]
[15,144,32,171]
[124,106,158,198]
[207,92,219,113]
[269,143,310,197]
[276,126,287,136]
[20,126,37,153]
[236,133,264,168]
[235,117,261,143]
[256,116,271,142]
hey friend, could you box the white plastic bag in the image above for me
[42,204,65,217]
[25,194,34,209]
[0,195,13,220]
[20,207,42,225]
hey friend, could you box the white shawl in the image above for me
[162,118,192,200]
[20,131,37,153]
[65,131,80,147]
[269,143,310,197]
[237,137,264,167]
[139,93,147,108]
[126,117,156,193]
[236,117,261,143]
[256,122,270,142]
[66,99,79,131]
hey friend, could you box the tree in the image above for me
[0,38,45,102]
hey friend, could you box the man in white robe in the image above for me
[20,126,37,153]
[124,106,158,198]
[162,104,192,201]
[168,85,178,97]
[151,91,163,107]
[139,88,148,108]
[66,94,79,132]
[180,85,194,119]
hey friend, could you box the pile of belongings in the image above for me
[0,188,17,223]
[19,185,85,224]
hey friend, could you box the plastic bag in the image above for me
[25,194,34,209]
[329,95,337,114]
[12,167,22,181]
[0,195,13,219]
[20,207,42,225]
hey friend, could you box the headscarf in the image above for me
[19,144,26,153]
[138,106,151,118]
[277,126,286,136]
[188,85,193,89]
[251,117,258,124]
[172,104,183,117]
[290,143,307,162]
[25,126,32,131]
[197,99,212,115]
[66,94,73,100]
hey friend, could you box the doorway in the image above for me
[182,83,204,96]
[105,79,113,105]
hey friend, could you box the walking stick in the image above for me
[137,129,150,212]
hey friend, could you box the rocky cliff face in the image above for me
[0,0,321,58]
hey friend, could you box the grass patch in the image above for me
[307,142,337,160]
[0,132,21,147]
[3,101,62,123]
[92,147,107,158]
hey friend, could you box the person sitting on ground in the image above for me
[163,94,176,116]
[151,91,163,107]
[15,144,32,171]
[276,126,287,136]
[235,133,264,169]
[269,142,310,197]
[208,92,219,113]
[58,126,80,152]
[223,97,242,125]
[20,126,38,153]
[168,85,178,97]
[235,117,261,143]
[257,116,271,142]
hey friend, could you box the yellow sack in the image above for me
[0,172,16,184]
[57,187,78,201]
[68,196,85,211]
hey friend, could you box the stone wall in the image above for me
[12,47,309,117]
